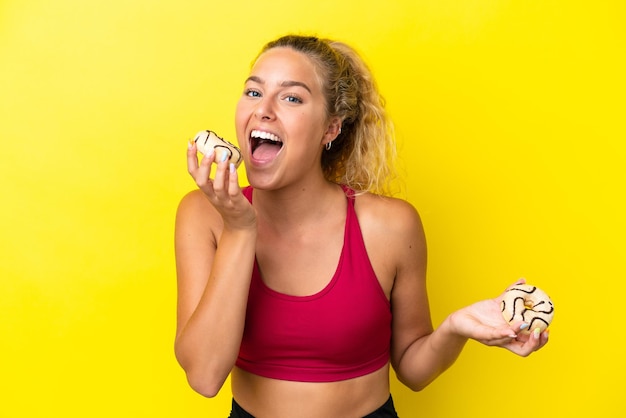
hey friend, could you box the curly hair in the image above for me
[259,35,398,196]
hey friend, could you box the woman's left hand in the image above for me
[446,280,549,357]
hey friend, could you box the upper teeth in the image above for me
[251,130,281,142]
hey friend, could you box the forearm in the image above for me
[395,315,468,391]
[175,227,256,397]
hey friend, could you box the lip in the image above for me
[247,128,284,166]
[249,127,283,141]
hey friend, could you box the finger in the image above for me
[211,149,231,195]
[538,329,550,349]
[195,150,217,191]
[516,327,544,353]
[227,163,240,197]
[475,325,518,345]
[531,327,549,347]
[524,329,549,353]
[188,141,215,175]
[505,278,526,291]
[512,321,530,334]
[485,335,519,347]
[187,141,200,174]
[503,340,534,357]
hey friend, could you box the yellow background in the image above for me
[1,0,624,416]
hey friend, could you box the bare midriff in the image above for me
[231,364,391,418]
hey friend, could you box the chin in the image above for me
[245,174,276,191]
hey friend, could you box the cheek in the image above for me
[235,101,249,146]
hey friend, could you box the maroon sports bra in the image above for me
[235,186,392,382]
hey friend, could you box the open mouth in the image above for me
[250,129,283,161]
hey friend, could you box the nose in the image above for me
[254,98,275,121]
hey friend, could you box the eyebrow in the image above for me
[245,76,312,94]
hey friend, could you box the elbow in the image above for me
[405,383,427,393]
[175,349,228,398]
[188,379,222,398]
[397,375,431,393]
[184,368,227,398]
[393,361,435,393]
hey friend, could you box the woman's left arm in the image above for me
[385,200,548,392]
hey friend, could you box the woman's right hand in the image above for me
[187,141,256,231]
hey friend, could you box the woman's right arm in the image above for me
[174,146,257,397]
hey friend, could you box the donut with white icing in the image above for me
[501,284,554,333]
[193,130,243,168]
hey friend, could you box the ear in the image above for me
[322,117,343,146]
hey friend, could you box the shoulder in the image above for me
[353,193,424,239]
[354,192,426,269]
[175,189,223,242]
[177,189,217,219]
[352,192,426,298]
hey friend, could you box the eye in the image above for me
[284,94,303,104]
[244,88,261,98]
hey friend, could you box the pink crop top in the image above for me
[235,186,392,382]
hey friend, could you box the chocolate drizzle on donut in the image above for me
[501,284,555,332]
[531,300,554,314]
[508,285,537,295]
[527,317,550,330]
[193,130,243,166]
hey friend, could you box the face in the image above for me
[235,47,340,190]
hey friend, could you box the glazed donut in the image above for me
[501,284,554,333]
[193,130,243,168]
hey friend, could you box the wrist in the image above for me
[221,223,257,238]
[440,313,470,344]
[221,212,257,233]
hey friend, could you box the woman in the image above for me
[174,35,548,418]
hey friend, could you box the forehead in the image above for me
[250,47,324,90]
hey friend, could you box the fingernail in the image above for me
[229,163,236,173]
[533,328,541,338]
[220,151,229,162]
[520,323,530,331]
[202,149,214,161]
[188,140,193,149]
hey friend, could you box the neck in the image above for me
[252,180,344,229]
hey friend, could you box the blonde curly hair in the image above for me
[259,35,398,196]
